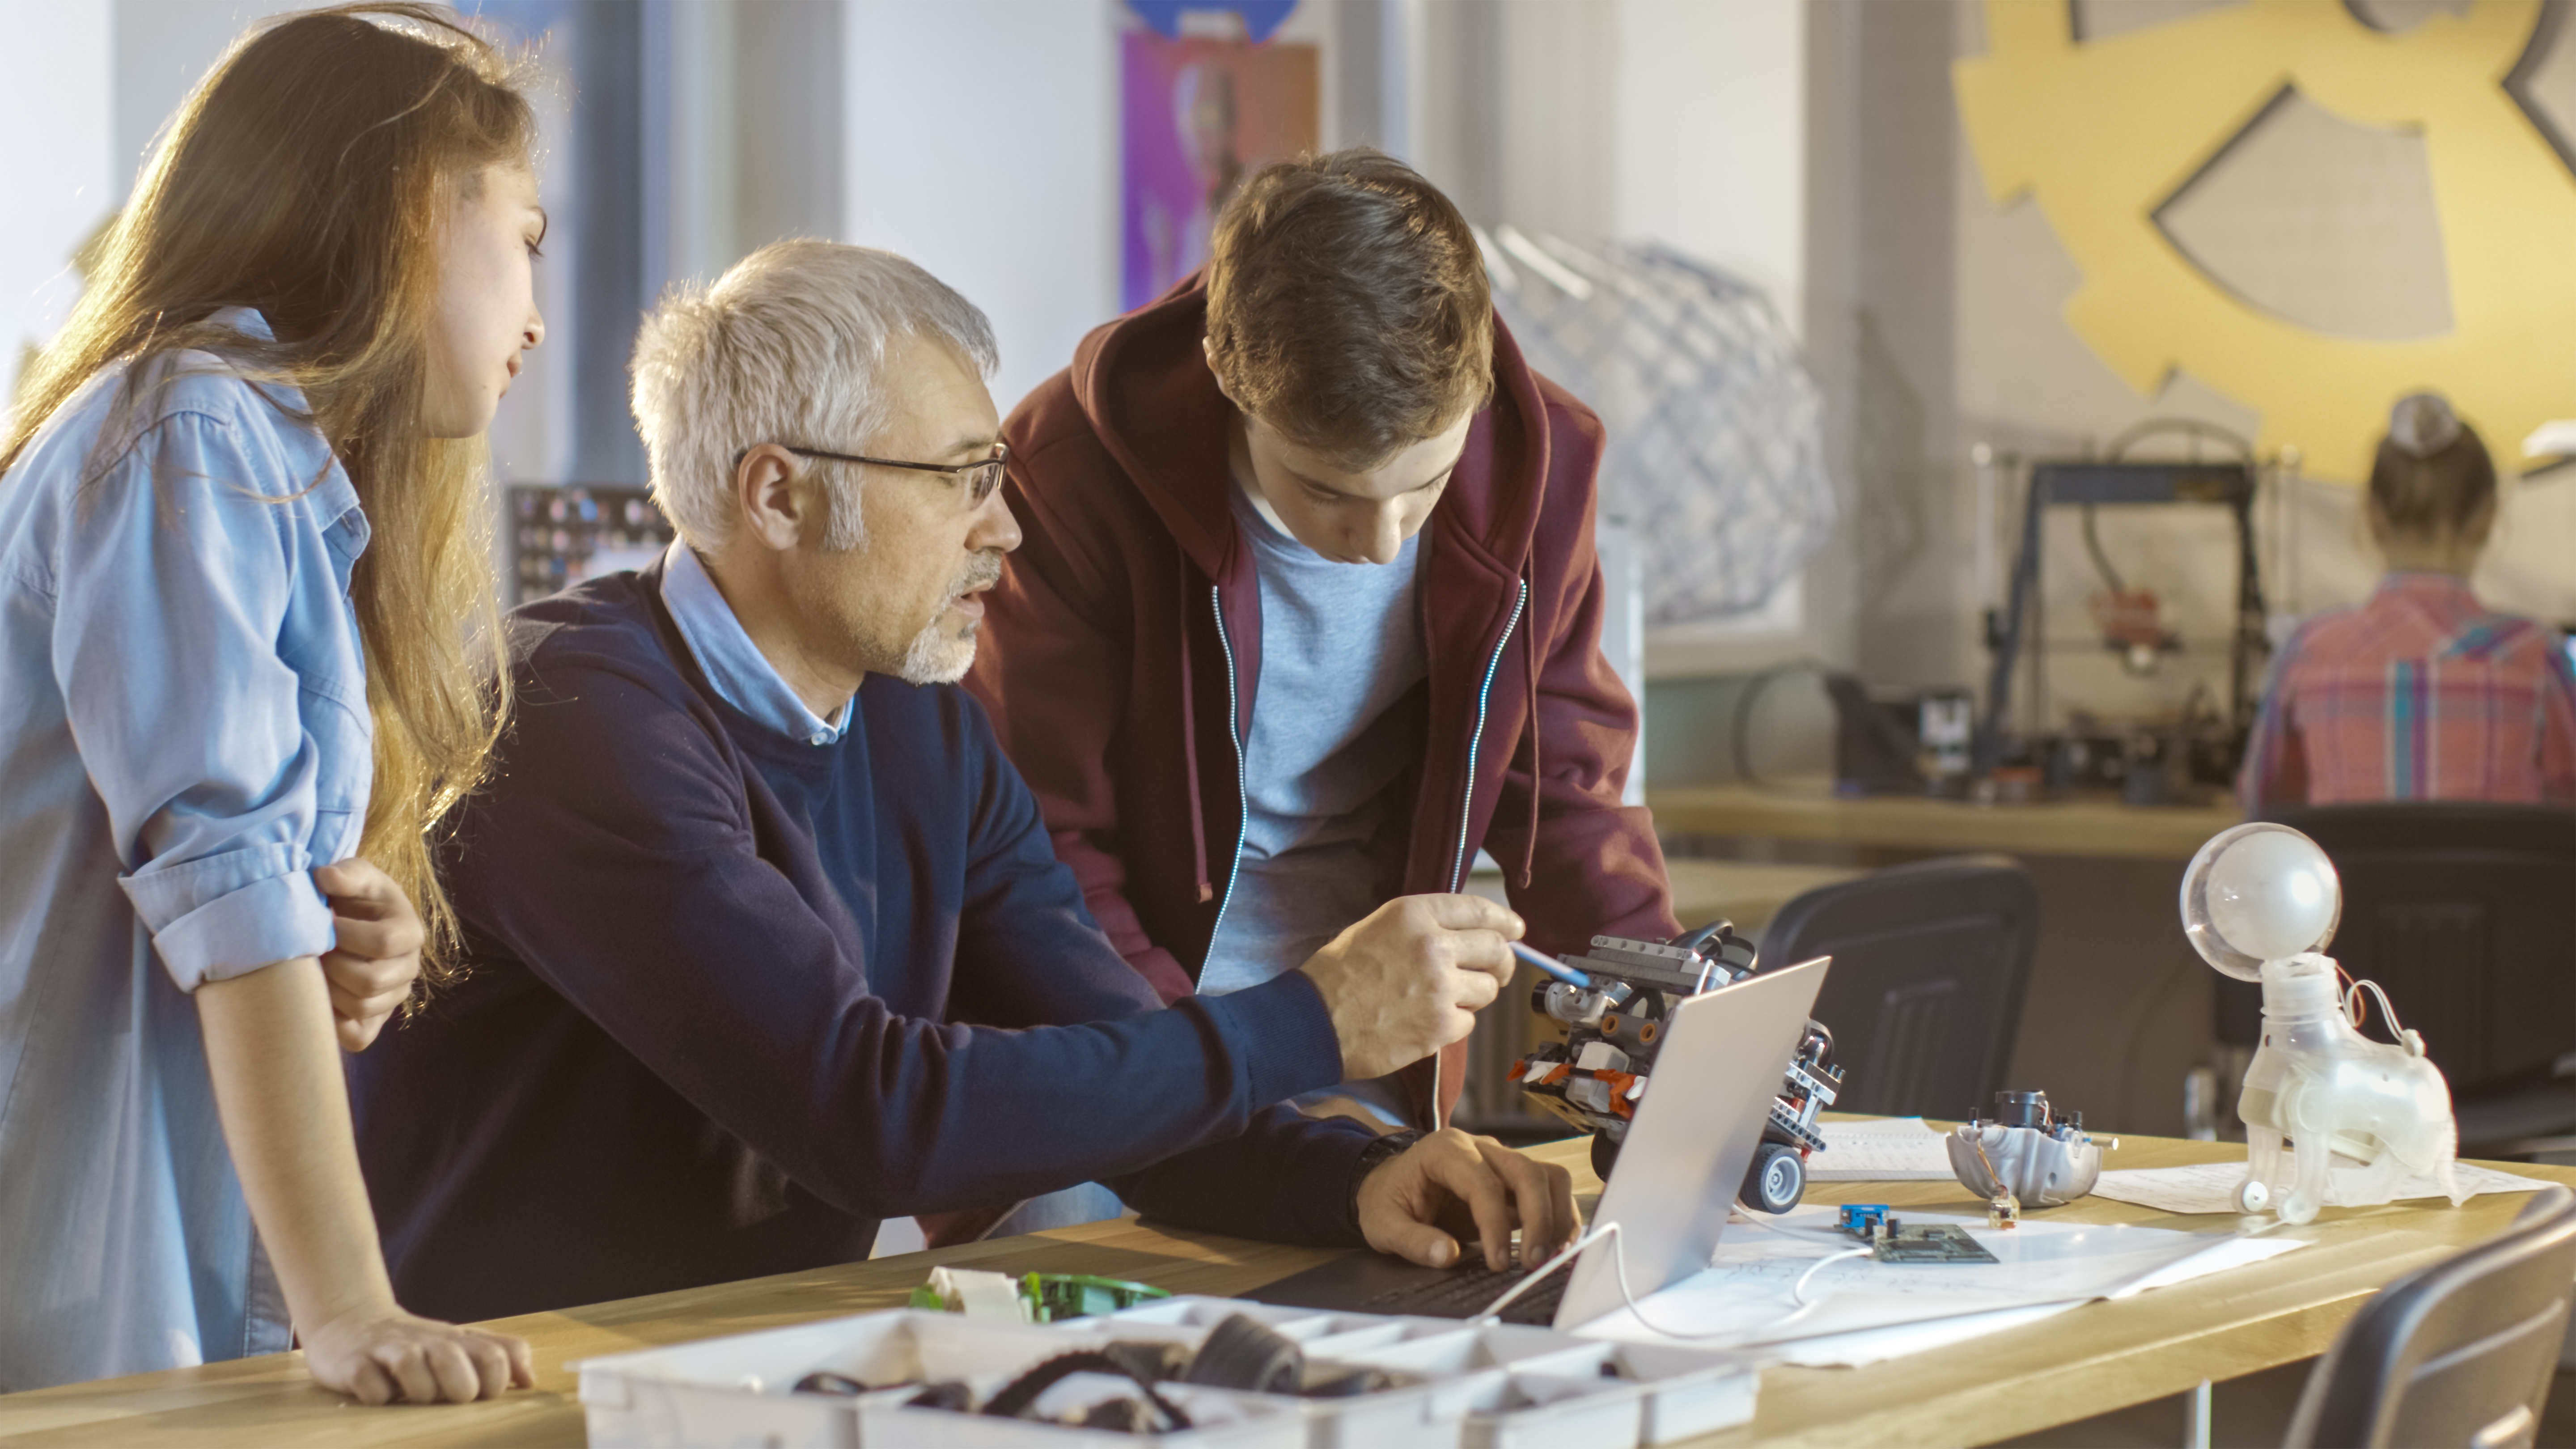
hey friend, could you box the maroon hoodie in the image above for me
[965,275,1677,1127]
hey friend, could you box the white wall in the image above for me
[1613,0,1805,335]
[0,0,116,417]
[834,0,1810,455]
[1609,0,1818,674]
[843,0,1120,418]
[112,0,253,195]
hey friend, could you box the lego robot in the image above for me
[1509,922,1843,1214]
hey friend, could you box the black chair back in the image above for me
[1759,855,2038,1121]
[2286,1182,2576,1449]
[2224,805,2576,1097]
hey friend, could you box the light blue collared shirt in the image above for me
[658,541,852,745]
[0,309,360,1389]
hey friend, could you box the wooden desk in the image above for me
[6,1133,2568,1449]
[1648,781,2242,863]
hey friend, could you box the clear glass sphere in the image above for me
[2179,823,2341,981]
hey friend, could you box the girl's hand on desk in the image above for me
[314,859,423,1051]
[302,1301,534,1404]
[1356,1127,1580,1271]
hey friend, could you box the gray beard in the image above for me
[895,613,978,685]
[893,553,1002,685]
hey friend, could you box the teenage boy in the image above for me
[968,148,1678,1133]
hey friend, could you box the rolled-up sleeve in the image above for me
[51,410,338,991]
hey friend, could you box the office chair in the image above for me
[2218,804,2576,1155]
[1759,855,2038,1122]
[2284,1182,2576,1449]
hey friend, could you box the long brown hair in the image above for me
[0,4,534,991]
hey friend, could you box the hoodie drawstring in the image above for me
[1179,545,1213,901]
[1518,567,1541,890]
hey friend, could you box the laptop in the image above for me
[1246,955,1833,1330]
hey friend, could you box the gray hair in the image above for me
[630,240,1000,551]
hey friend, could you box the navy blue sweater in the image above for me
[352,567,1373,1322]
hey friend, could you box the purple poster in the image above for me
[1121,29,1318,312]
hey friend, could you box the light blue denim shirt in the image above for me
[0,309,366,1390]
[658,540,852,744]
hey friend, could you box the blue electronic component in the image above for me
[1838,1204,1893,1239]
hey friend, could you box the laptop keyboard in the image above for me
[1360,1261,1567,1325]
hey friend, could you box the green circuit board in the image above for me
[1870,1224,1997,1264]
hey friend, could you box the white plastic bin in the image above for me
[1508,1343,1758,1443]
[578,1299,1758,1449]
[853,1372,1303,1449]
[579,1310,1098,1449]
[1457,1374,1644,1449]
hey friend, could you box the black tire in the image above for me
[1183,1314,1303,1394]
[1741,1141,1805,1214]
[1589,1131,1622,1182]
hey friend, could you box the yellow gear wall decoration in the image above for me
[1955,0,2576,483]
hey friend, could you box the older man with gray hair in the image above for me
[350,241,1576,1322]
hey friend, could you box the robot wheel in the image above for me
[1741,1140,1806,1215]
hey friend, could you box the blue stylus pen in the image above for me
[1510,940,1592,988]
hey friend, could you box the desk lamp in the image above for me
[2179,823,2461,1225]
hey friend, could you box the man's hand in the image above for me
[314,860,424,1052]
[1296,894,1520,1080]
[1356,1128,1580,1271]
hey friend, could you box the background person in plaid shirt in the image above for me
[2241,393,2576,807]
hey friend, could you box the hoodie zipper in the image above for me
[1449,578,1530,892]
[1205,586,1251,947]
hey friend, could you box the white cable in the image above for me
[1472,1221,1617,1322]
[1469,1221,1873,1343]
[2343,977,2419,1050]
[1791,1247,1874,1305]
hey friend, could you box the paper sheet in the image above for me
[1808,1117,1958,1181]
[2092,1160,2554,1216]
[1573,1205,2305,1366]
[1758,1301,2083,1368]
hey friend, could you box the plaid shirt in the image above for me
[2240,572,2576,807]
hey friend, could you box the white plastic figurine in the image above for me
[2179,823,2462,1225]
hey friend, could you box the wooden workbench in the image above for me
[1647,781,2243,862]
[5,1131,2565,1448]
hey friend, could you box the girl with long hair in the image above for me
[0,4,543,1400]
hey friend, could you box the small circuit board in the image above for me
[1869,1224,1996,1263]
[1835,1204,2000,1265]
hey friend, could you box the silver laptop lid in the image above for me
[1554,955,1832,1328]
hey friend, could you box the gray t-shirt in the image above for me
[1197,480,1429,1001]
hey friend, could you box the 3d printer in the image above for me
[1974,434,2273,792]
[1509,922,1843,1215]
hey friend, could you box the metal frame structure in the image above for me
[1974,460,2268,775]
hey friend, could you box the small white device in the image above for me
[2179,823,2461,1225]
[1946,1090,2103,1211]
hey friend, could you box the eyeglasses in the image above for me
[734,441,1010,508]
